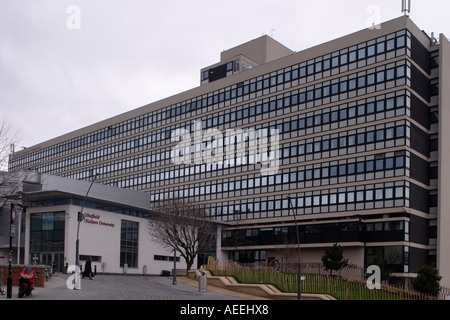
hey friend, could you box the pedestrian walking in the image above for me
[82,257,94,280]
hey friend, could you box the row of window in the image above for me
[9,30,411,171]
[148,153,407,203]
[223,225,409,264]
[34,95,409,180]
[190,181,410,221]
[175,33,409,118]
[17,75,412,193]
[29,198,150,219]
[174,124,407,171]
[178,61,409,145]
[284,125,406,156]
[30,83,410,179]
[199,64,407,127]
[200,91,408,135]
[19,61,410,176]
[102,121,408,192]
[34,84,410,178]
[154,255,180,262]
[223,220,407,242]
[203,34,405,84]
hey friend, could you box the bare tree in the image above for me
[147,199,216,271]
[0,121,20,170]
[0,121,22,211]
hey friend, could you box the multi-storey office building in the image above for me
[9,16,450,286]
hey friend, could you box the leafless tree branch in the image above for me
[0,121,22,211]
[147,199,216,271]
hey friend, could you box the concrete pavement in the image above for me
[0,273,253,300]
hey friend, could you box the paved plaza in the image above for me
[1,273,432,319]
[1,273,249,300]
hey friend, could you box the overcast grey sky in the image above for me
[1,0,449,149]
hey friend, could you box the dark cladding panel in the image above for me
[411,35,431,75]
[208,63,228,82]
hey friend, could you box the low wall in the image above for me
[188,270,334,300]
[0,264,46,287]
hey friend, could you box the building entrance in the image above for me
[31,252,65,272]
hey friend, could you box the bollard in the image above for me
[143,265,147,276]
[198,270,207,292]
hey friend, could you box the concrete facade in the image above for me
[6,173,191,275]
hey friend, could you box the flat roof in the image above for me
[19,172,151,212]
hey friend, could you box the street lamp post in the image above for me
[6,203,16,298]
[173,248,177,285]
[75,174,97,276]
[286,196,301,300]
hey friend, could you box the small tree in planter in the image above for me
[321,243,349,276]
[411,263,442,296]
